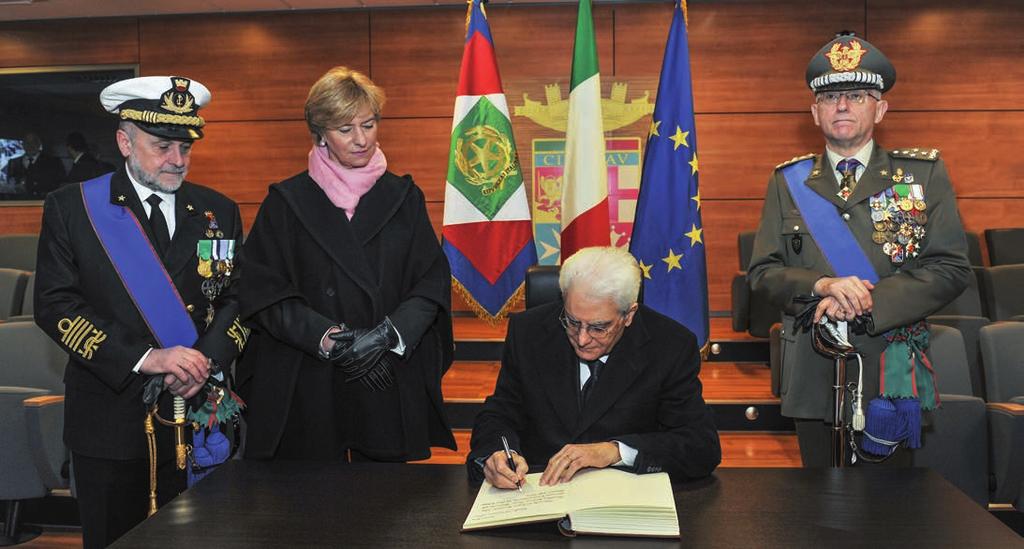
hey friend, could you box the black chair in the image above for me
[524,265,561,309]
[984,228,1024,266]
[0,234,38,272]
[0,321,69,544]
[978,322,1024,508]
[0,268,30,320]
[915,325,990,506]
[978,265,1024,321]
[964,231,984,268]
[731,231,782,338]
[525,265,644,310]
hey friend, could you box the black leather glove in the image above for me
[324,326,367,362]
[336,317,399,390]
[792,294,873,335]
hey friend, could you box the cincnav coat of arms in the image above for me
[514,82,652,264]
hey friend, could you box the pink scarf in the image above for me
[307,144,387,219]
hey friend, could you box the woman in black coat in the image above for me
[238,66,456,461]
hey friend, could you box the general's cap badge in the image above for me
[825,40,868,72]
[161,76,196,115]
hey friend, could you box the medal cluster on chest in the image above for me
[869,177,927,265]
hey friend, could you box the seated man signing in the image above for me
[467,246,721,488]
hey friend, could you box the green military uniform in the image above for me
[748,143,971,422]
[748,32,972,464]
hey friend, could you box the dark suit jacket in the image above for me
[467,302,721,482]
[7,152,66,198]
[34,166,245,459]
[66,154,114,184]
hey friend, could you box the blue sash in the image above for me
[781,160,879,283]
[81,174,198,348]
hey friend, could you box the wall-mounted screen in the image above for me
[0,65,136,202]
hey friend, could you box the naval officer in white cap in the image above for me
[34,76,247,548]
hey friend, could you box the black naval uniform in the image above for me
[34,165,245,547]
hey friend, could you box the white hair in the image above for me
[559,246,641,312]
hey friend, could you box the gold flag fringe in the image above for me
[452,277,526,326]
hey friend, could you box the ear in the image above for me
[623,302,639,327]
[115,128,132,158]
[810,103,822,128]
[873,99,889,124]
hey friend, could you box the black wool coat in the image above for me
[237,170,456,461]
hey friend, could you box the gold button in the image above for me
[186,304,195,312]
[793,225,800,231]
[842,213,851,221]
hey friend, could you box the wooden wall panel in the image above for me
[870,0,1024,111]
[697,113,824,199]
[876,111,1024,198]
[379,117,451,201]
[0,205,43,234]
[3,0,1023,320]
[0,18,139,67]
[371,5,615,119]
[187,120,311,203]
[139,12,371,122]
[615,2,864,113]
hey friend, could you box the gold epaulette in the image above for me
[775,153,816,170]
[889,148,940,161]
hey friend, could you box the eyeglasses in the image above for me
[559,308,624,339]
[815,90,879,105]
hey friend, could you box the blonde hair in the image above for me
[304,66,386,140]
[559,247,641,312]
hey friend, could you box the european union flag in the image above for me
[629,1,709,350]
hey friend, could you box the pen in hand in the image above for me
[500,435,522,492]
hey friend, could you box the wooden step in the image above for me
[416,430,800,468]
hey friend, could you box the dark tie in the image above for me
[580,359,602,404]
[145,194,171,257]
[836,158,861,201]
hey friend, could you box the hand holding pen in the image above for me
[501,435,523,492]
[483,435,528,490]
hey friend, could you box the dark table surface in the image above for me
[112,461,1022,548]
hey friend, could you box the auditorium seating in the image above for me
[0,268,30,321]
[731,231,781,338]
[979,265,1024,321]
[0,234,38,272]
[915,324,990,505]
[0,321,69,544]
[984,228,1024,266]
[978,323,1024,508]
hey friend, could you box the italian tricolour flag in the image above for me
[560,0,610,262]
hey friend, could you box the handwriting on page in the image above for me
[472,485,568,522]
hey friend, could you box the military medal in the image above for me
[197,240,213,278]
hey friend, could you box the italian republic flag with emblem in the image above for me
[442,0,538,322]
[560,0,609,261]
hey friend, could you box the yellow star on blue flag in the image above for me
[629,0,709,349]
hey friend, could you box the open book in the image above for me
[462,468,679,538]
